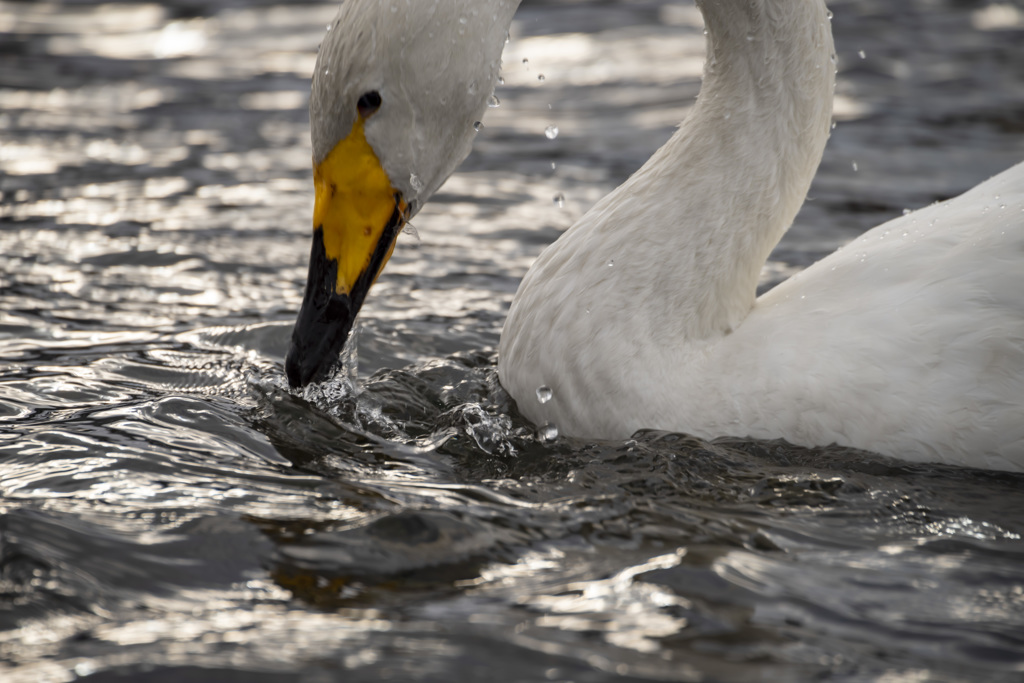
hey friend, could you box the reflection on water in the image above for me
[2,1,1024,681]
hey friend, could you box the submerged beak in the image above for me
[285,118,407,388]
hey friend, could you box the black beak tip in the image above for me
[285,292,356,390]
[284,346,311,389]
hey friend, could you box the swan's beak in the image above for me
[285,119,406,388]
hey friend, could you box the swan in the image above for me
[284,0,1024,472]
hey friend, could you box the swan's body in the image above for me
[288,0,1024,471]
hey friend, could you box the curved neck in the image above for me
[573,0,835,342]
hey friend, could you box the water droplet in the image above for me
[537,74,545,81]
[852,161,858,172]
[745,34,754,42]
[607,259,614,267]
[827,10,834,19]
[858,49,866,59]
[553,193,565,208]
[409,173,424,192]
[831,121,837,130]
[402,222,420,241]
[538,423,558,442]
[459,16,467,24]
[536,386,553,404]
[544,125,559,140]
[522,58,529,64]
[902,208,911,215]
[74,662,98,677]
[487,94,500,108]
[498,76,505,85]
[550,161,557,170]
[473,121,483,131]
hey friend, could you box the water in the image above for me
[2,1,1024,681]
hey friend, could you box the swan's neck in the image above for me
[561,0,836,342]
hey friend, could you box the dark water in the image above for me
[3,1,1024,681]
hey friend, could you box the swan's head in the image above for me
[285,0,516,388]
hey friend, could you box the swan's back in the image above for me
[698,163,1024,470]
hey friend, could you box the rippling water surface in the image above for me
[3,1,1024,681]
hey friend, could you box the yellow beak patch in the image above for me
[313,117,406,296]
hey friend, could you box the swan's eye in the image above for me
[357,91,382,118]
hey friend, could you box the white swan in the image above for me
[285,0,1024,472]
